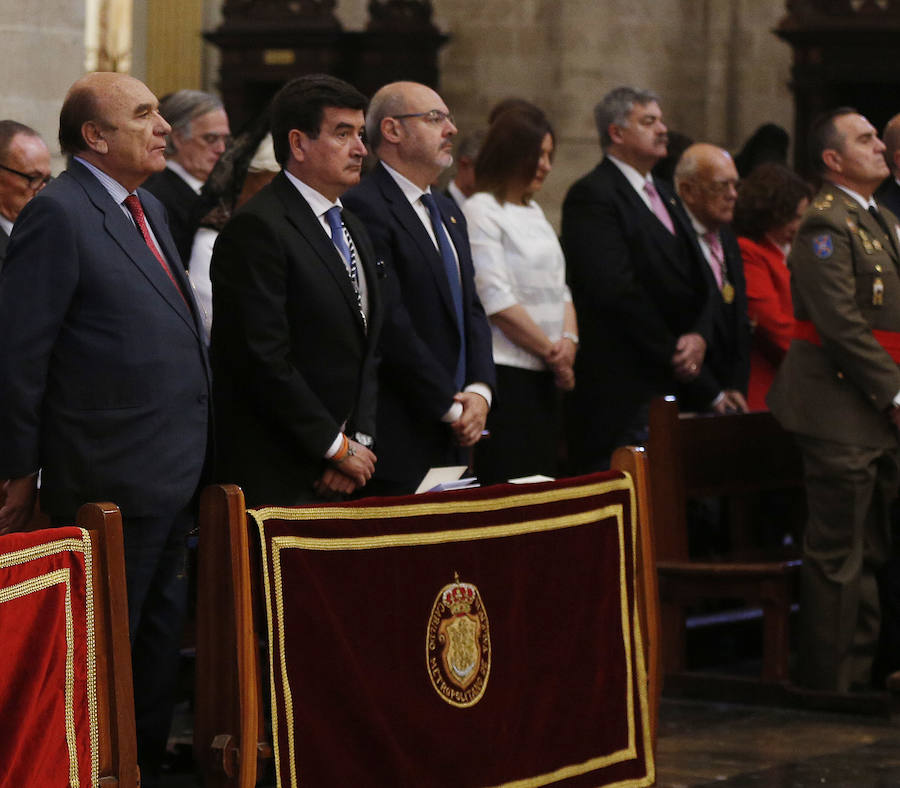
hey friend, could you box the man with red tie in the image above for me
[0,72,210,786]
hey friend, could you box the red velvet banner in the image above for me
[0,527,97,788]
[252,472,654,788]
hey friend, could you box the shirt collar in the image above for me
[682,203,713,237]
[73,156,132,205]
[165,160,204,194]
[380,161,433,205]
[606,154,658,196]
[283,169,343,217]
[0,213,12,237]
[834,183,877,211]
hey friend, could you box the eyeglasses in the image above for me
[391,110,455,126]
[0,162,51,191]
[703,178,741,195]
[198,132,232,147]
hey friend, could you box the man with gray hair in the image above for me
[445,128,485,208]
[0,120,51,270]
[561,86,718,470]
[143,89,230,261]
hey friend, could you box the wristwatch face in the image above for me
[353,432,374,448]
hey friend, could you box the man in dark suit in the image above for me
[210,74,380,507]
[342,81,495,495]
[562,86,719,471]
[877,112,900,220]
[0,72,210,785]
[0,120,51,271]
[673,143,751,411]
[143,90,230,262]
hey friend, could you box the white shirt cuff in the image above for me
[324,432,344,459]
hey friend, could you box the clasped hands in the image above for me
[314,439,377,499]
[545,336,576,391]
[672,332,706,382]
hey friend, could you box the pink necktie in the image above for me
[123,194,187,305]
[643,180,675,235]
[703,231,724,289]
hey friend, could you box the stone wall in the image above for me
[430,0,793,228]
[0,0,86,170]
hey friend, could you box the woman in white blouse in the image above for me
[463,105,578,484]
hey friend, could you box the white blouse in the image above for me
[463,192,571,371]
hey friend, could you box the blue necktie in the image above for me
[325,206,353,273]
[420,192,466,390]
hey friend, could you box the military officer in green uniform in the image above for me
[769,107,900,693]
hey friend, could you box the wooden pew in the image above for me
[194,484,271,788]
[194,474,660,786]
[77,502,140,787]
[646,395,804,692]
[611,445,661,746]
[0,503,138,787]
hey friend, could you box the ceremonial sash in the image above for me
[794,320,900,362]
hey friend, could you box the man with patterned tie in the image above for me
[673,143,751,414]
[210,74,381,506]
[342,81,495,495]
[769,108,900,693]
[0,72,211,787]
[562,86,719,471]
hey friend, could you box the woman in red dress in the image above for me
[733,163,812,410]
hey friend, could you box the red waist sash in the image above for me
[794,320,900,362]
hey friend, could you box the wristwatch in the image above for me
[353,431,374,449]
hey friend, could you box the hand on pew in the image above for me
[0,473,38,535]
[713,389,749,415]
[672,332,707,382]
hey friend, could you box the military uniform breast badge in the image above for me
[426,573,491,707]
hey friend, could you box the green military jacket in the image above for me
[768,185,900,448]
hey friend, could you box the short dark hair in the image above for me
[269,74,368,167]
[0,120,40,160]
[475,105,554,201]
[732,162,813,241]
[808,107,857,176]
[59,84,103,156]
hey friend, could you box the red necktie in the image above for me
[123,194,187,305]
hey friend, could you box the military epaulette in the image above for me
[813,192,835,211]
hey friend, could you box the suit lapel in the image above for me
[69,162,198,335]
[273,174,367,334]
[374,164,459,326]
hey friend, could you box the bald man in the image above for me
[342,81,495,495]
[0,72,210,785]
[876,113,900,220]
[0,120,51,270]
[673,143,751,412]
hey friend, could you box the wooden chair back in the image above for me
[77,502,140,788]
[194,484,270,788]
[611,445,661,748]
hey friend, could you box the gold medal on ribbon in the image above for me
[721,281,735,304]
[874,277,884,306]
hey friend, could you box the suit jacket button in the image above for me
[836,371,844,379]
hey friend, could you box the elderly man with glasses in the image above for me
[0,120,51,272]
[143,89,231,262]
[673,142,751,415]
[342,81,495,495]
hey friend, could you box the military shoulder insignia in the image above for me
[813,193,835,211]
[426,572,490,707]
[812,234,833,259]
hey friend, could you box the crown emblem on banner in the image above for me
[427,571,491,707]
[444,575,476,615]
